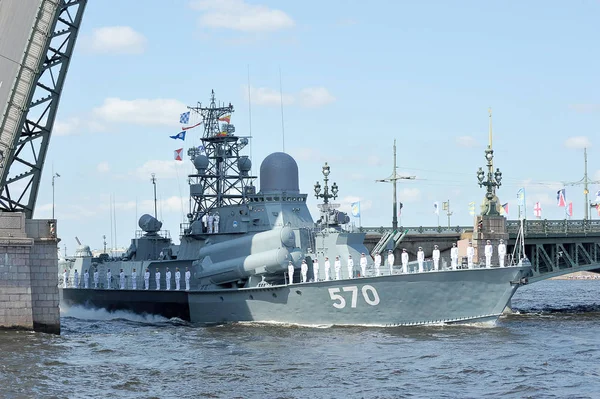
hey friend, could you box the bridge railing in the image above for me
[354,226,470,235]
[506,219,600,236]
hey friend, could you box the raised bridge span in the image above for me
[361,219,600,283]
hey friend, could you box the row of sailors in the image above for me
[287,239,508,283]
[63,267,192,291]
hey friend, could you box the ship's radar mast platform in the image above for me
[186,91,256,224]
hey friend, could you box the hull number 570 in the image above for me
[328,285,380,309]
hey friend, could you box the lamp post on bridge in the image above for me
[314,162,339,226]
[476,108,503,216]
[52,172,60,219]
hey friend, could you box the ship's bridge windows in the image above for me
[274,196,280,201]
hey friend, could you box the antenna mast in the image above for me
[185,91,256,225]
[279,67,285,152]
[376,139,415,230]
[564,147,600,219]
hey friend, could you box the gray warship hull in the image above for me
[61,266,530,326]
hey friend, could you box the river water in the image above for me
[1,280,599,399]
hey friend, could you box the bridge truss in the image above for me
[0,0,87,218]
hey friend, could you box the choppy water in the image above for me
[1,280,599,399]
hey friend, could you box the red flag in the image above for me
[502,202,509,216]
[534,202,542,218]
[567,202,573,217]
[174,148,183,161]
[557,189,566,207]
[182,121,202,131]
[218,114,231,123]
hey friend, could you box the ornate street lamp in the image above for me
[476,109,503,216]
[314,162,338,205]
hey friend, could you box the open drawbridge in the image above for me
[0,0,87,218]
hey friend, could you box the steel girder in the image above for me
[0,0,87,218]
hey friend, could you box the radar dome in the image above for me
[138,214,162,233]
[238,156,252,176]
[193,155,209,173]
[259,152,299,194]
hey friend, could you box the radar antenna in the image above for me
[186,91,256,223]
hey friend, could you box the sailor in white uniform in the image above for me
[185,267,191,291]
[374,252,381,276]
[106,269,112,289]
[93,269,99,289]
[360,253,368,277]
[119,269,125,289]
[401,248,409,274]
[213,212,220,233]
[467,242,475,269]
[484,240,493,268]
[450,243,458,269]
[73,270,79,288]
[417,247,425,273]
[300,260,308,283]
[84,269,89,289]
[347,255,354,279]
[498,239,507,267]
[312,258,319,282]
[207,213,214,233]
[155,268,161,290]
[63,269,68,288]
[144,268,150,290]
[387,250,395,275]
[175,267,181,290]
[287,261,294,284]
[432,245,440,271]
[131,268,137,290]
[334,256,342,280]
[165,267,172,290]
[324,257,331,281]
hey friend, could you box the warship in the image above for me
[60,91,531,327]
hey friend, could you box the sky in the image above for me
[26,0,600,253]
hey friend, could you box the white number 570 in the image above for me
[328,285,380,309]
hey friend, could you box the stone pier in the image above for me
[0,212,60,334]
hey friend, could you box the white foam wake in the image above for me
[60,304,169,323]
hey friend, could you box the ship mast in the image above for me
[186,90,255,224]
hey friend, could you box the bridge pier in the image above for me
[473,215,509,265]
[0,212,60,334]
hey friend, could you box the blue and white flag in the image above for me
[169,131,186,141]
[433,201,439,215]
[198,145,206,153]
[351,202,360,217]
[517,188,525,207]
[179,111,190,124]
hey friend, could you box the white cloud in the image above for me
[97,162,110,173]
[132,160,189,181]
[366,155,383,167]
[569,104,600,113]
[298,87,336,107]
[399,188,421,202]
[53,117,106,136]
[92,98,187,127]
[190,0,294,32]
[244,85,335,108]
[456,136,478,148]
[247,86,294,106]
[86,26,147,54]
[564,136,592,149]
[54,118,80,136]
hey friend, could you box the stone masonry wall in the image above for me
[0,212,34,330]
[0,212,60,334]
[26,219,60,334]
